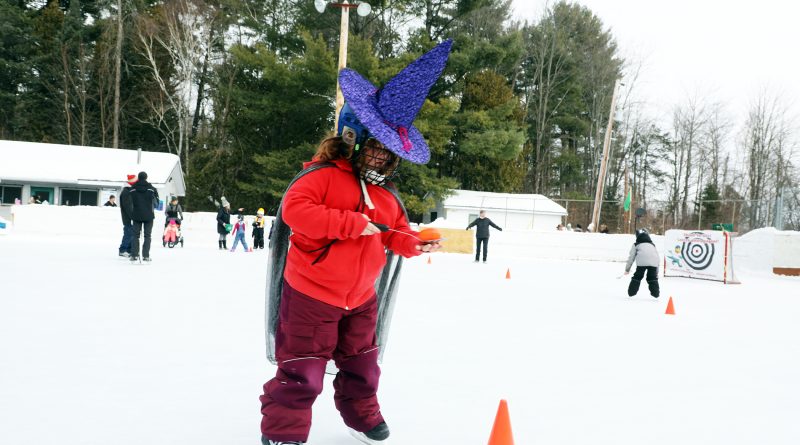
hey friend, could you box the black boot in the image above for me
[627,278,641,297]
[222,239,227,249]
[647,279,660,298]
[218,240,223,250]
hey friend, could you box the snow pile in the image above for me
[8,204,273,247]
[733,228,777,273]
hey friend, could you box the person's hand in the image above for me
[624,271,629,275]
[238,208,244,212]
[360,214,381,236]
[416,241,442,252]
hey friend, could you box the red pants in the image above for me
[260,281,384,442]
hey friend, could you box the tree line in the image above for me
[2,0,796,231]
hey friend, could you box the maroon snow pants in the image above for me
[259,281,384,443]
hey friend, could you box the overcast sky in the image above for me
[510,0,800,139]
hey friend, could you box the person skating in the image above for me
[216,198,242,250]
[253,208,266,249]
[466,210,502,263]
[230,214,250,252]
[259,40,451,445]
[117,175,136,257]
[624,228,661,298]
[164,196,183,227]
[123,171,159,262]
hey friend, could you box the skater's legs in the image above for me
[130,221,143,258]
[142,221,153,258]
[627,266,646,296]
[260,283,339,443]
[231,233,240,251]
[241,233,249,251]
[333,295,383,433]
[646,266,660,297]
[481,237,489,261]
[475,238,487,261]
[119,224,133,254]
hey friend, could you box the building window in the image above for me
[61,189,99,206]
[1,185,23,204]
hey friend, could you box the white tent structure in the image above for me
[440,189,567,231]
[0,140,184,212]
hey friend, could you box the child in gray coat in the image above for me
[624,229,660,298]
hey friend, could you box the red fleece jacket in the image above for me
[282,159,422,310]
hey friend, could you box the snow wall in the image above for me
[6,205,799,273]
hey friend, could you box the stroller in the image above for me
[162,218,184,248]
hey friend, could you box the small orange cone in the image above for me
[427,256,432,264]
[505,268,511,279]
[487,399,514,445]
[665,296,675,315]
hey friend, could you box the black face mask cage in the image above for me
[353,143,400,186]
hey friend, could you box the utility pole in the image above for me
[590,79,621,232]
[315,1,372,131]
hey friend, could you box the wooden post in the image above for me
[590,79,621,233]
[333,0,350,132]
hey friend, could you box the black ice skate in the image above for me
[348,421,390,444]
[260,436,304,445]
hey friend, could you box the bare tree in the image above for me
[134,0,212,174]
[739,90,794,229]
[519,5,569,193]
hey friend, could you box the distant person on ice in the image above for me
[466,210,502,263]
[624,228,660,298]
[164,196,183,227]
[252,208,266,249]
[259,40,450,445]
[216,197,242,250]
[123,171,159,262]
[229,214,250,252]
[117,174,136,257]
[104,195,117,207]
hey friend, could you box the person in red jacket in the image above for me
[260,40,452,445]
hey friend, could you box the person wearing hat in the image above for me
[216,197,243,250]
[252,208,266,249]
[164,196,184,227]
[117,174,137,257]
[124,171,159,262]
[624,228,661,298]
[259,40,451,445]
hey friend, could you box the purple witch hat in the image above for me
[338,39,453,165]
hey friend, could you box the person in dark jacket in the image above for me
[164,196,184,226]
[216,197,231,250]
[122,171,159,262]
[466,210,502,263]
[104,195,117,207]
[117,175,136,257]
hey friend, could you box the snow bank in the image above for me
[8,205,797,270]
[8,205,272,245]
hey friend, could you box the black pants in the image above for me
[254,228,265,249]
[131,220,154,259]
[475,237,489,261]
[628,266,660,297]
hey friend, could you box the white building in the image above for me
[437,189,568,231]
[0,140,184,216]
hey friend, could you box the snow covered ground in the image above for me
[1,212,799,445]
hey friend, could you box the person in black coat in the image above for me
[215,197,243,250]
[466,210,503,263]
[117,175,136,257]
[122,171,159,261]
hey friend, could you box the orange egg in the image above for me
[418,228,442,241]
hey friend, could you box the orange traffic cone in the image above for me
[488,399,514,445]
[665,296,675,315]
[505,268,511,279]
[427,256,432,264]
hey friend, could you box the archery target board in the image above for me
[664,230,738,283]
